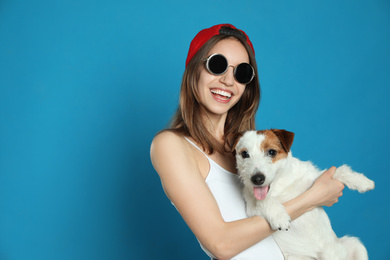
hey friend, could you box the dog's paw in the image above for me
[334,165,375,193]
[355,177,375,193]
[263,201,291,231]
[270,218,291,231]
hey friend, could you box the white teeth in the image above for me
[211,89,232,98]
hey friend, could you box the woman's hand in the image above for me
[309,166,345,208]
[284,166,345,220]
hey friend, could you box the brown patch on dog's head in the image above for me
[271,129,295,153]
[256,129,294,162]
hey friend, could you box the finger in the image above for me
[325,166,337,177]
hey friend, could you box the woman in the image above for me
[150,24,344,260]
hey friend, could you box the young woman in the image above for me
[150,24,344,260]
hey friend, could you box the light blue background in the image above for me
[0,0,389,259]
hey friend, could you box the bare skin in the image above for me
[150,39,345,260]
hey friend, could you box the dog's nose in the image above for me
[251,173,265,186]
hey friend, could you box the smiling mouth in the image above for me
[210,89,232,101]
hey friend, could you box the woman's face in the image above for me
[196,38,249,118]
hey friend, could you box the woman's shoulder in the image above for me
[151,130,204,179]
[151,130,185,148]
[150,130,189,159]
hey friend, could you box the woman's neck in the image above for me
[202,112,228,142]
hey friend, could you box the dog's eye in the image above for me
[267,149,277,158]
[241,150,250,159]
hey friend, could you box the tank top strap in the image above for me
[184,137,235,176]
[184,137,209,158]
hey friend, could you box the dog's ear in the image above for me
[271,129,295,153]
[227,131,245,154]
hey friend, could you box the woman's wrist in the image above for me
[283,189,317,221]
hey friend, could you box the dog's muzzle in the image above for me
[251,173,265,186]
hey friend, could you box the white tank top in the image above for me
[185,138,284,260]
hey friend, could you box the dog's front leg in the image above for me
[248,197,291,231]
[262,198,291,231]
[334,165,375,193]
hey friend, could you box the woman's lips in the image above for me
[210,89,233,103]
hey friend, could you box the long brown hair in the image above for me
[169,33,261,154]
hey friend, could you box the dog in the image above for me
[233,129,375,260]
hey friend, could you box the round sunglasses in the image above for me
[203,53,255,85]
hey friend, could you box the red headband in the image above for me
[185,24,255,67]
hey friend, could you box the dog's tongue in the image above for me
[254,186,269,200]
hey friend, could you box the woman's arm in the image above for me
[284,167,345,220]
[150,131,344,260]
[150,131,275,259]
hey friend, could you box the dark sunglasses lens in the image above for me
[235,63,254,84]
[208,54,228,75]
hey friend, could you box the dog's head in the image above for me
[233,129,295,200]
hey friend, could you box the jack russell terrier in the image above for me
[233,129,375,260]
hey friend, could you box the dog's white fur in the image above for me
[234,130,375,260]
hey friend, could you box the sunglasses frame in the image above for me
[203,53,255,85]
